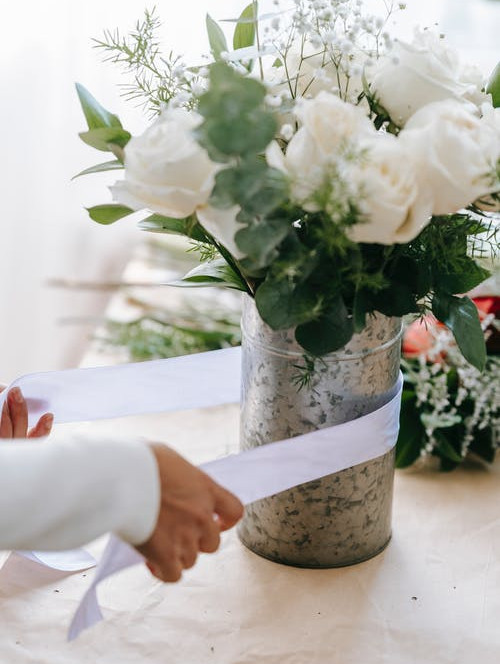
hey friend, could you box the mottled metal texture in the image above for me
[238,296,402,568]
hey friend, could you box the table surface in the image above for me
[1,245,499,664]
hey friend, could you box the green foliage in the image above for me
[233,2,257,51]
[432,293,486,371]
[295,296,354,356]
[75,83,123,131]
[86,204,134,225]
[487,61,500,108]
[236,218,291,271]
[211,160,288,215]
[395,390,425,468]
[72,160,123,180]
[102,313,241,361]
[196,63,277,161]
[79,126,131,154]
[93,8,196,116]
[137,214,207,242]
[175,258,247,291]
[398,349,499,471]
[75,83,130,156]
[206,14,228,60]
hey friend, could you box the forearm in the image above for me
[0,433,160,551]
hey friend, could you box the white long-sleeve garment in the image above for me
[0,433,160,551]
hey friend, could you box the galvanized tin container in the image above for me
[238,296,402,568]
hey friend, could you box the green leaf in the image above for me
[372,282,417,317]
[79,127,131,153]
[206,14,228,60]
[199,111,276,160]
[233,2,257,50]
[72,160,123,180]
[210,161,288,217]
[75,83,123,130]
[469,426,496,464]
[432,293,486,371]
[395,390,425,468]
[137,214,207,242]
[174,258,247,291]
[434,257,490,294]
[86,204,134,225]
[196,63,275,161]
[486,61,500,108]
[352,289,369,332]
[236,218,291,270]
[255,279,296,329]
[295,296,354,356]
[434,431,463,465]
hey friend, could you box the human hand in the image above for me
[137,444,244,582]
[0,386,54,438]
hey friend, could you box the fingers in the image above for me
[28,413,54,438]
[143,542,185,583]
[199,519,221,554]
[7,388,28,438]
[213,485,244,531]
[0,399,13,438]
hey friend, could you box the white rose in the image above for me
[111,108,219,219]
[473,103,500,211]
[346,134,433,245]
[196,205,245,259]
[368,29,489,126]
[399,99,500,214]
[296,92,374,154]
[266,132,327,211]
[266,92,375,210]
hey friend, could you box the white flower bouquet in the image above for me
[75,1,500,370]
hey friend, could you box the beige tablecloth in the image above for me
[0,402,499,664]
[2,243,498,663]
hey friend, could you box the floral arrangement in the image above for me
[397,296,499,470]
[75,1,500,371]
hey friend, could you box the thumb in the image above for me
[212,484,244,531]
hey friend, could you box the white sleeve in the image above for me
[0,433,160,551]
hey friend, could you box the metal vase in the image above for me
[238,296,402,568]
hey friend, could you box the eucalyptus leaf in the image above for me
[72,160,123,180]
[86,204,134,225]
[79,127,131,153]
[236,218,291,270]
[432,293,486,371]
[255,279,296,329]
[295,296,354,356]
[233,2,257,50]
[75,83,123,130]
[206,14,228,60]
[211,160,287,216]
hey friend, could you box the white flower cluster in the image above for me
[109,3,500,253]
[263,0,393,105]
[403,318,499,461]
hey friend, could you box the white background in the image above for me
[0,0,498,381]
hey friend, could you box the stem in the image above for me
[253,0,264,80]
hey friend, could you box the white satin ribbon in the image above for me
[0,347,402,640]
